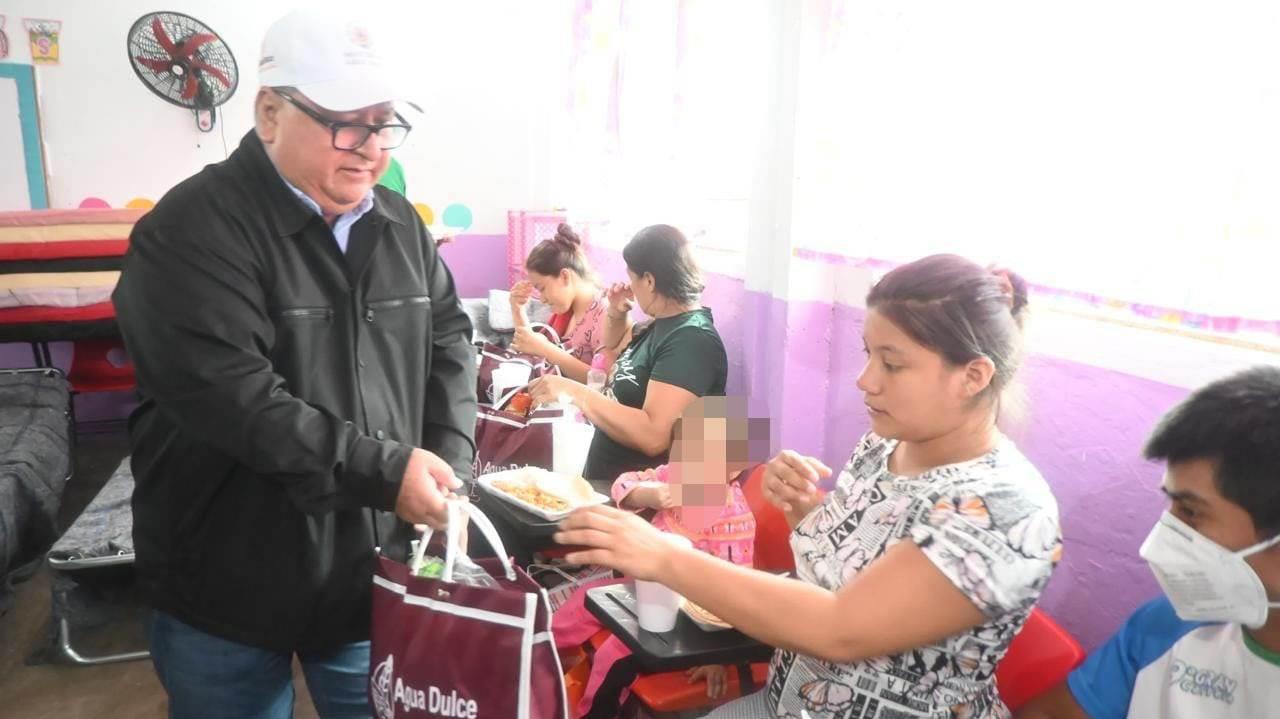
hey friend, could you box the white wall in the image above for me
[0,0,572,232]
[790,1,1280,321]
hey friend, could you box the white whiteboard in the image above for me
[0,77,31,211]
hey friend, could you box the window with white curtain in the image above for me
[791,0,1280,334]
[550,0,1279,342]
[549,0,772,254]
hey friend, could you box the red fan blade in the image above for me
[151,17,178,56]
[176,33,217,59]
[181,73,199,100]
[190,60,231,88]
[134,55,173,74]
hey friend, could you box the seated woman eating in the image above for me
[508,223,607,382]
[529,224,728,482]
[555,254,1063,718]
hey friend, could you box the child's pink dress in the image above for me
[552,464,756,716]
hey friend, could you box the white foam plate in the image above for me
[477,468,609,521]
[681,603,732,632]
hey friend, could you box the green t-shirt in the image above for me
[377,157,406,196]
[582,307,728,481]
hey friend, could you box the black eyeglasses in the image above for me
[275,89,412,151]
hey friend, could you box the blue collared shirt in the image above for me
[278,176,375,254]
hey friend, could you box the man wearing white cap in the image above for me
[113,9,476,717]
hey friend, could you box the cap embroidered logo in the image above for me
[348,24,371,49]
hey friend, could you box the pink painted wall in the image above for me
[1015,357,1183,647]
[437,234,509,299]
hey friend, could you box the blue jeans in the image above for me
[147,610,372,719]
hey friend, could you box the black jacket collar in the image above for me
[229,131,404,238]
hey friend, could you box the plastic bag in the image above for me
[410,503,504,589]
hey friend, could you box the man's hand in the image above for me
[414,496,471,555]
[396,448,461,529]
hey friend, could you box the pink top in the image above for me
[611,464,756,567]
[559,293,608,365]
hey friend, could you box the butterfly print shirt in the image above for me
[757,432,1061,719]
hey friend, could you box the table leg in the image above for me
[736,663,756,693]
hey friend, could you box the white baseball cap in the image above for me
[257,9,412,112]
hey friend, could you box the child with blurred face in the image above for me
[552,397,769,716]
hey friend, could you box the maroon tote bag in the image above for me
[369,502,569,718]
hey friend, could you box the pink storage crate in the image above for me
[506,211,566,286]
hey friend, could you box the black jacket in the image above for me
[113,132,477,652]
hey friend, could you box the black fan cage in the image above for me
[128,12,238,109]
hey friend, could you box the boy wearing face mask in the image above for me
[1018,366,1280,719]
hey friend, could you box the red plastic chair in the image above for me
[67,338,135,394]
[741,463,796,573]
[628,663,770,713]
[562,645,591,710]
[629,465,790,714]
[995,608,1086,711]
[588,628,611,651]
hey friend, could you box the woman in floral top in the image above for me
[509,223,609,381]
[555,255,1063,718]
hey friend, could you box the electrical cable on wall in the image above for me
[219,113,228,159]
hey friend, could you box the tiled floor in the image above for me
[0,426,319,718]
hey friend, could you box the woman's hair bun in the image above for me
[554,223,582,248]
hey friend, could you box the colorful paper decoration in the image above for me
[78,197,110,209]
[441,203,473,231]
[412,202,434,226]
[23,18,61,65]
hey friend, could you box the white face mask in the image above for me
[1139,511,1280,628]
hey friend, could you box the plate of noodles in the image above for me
[477,467,609,520]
